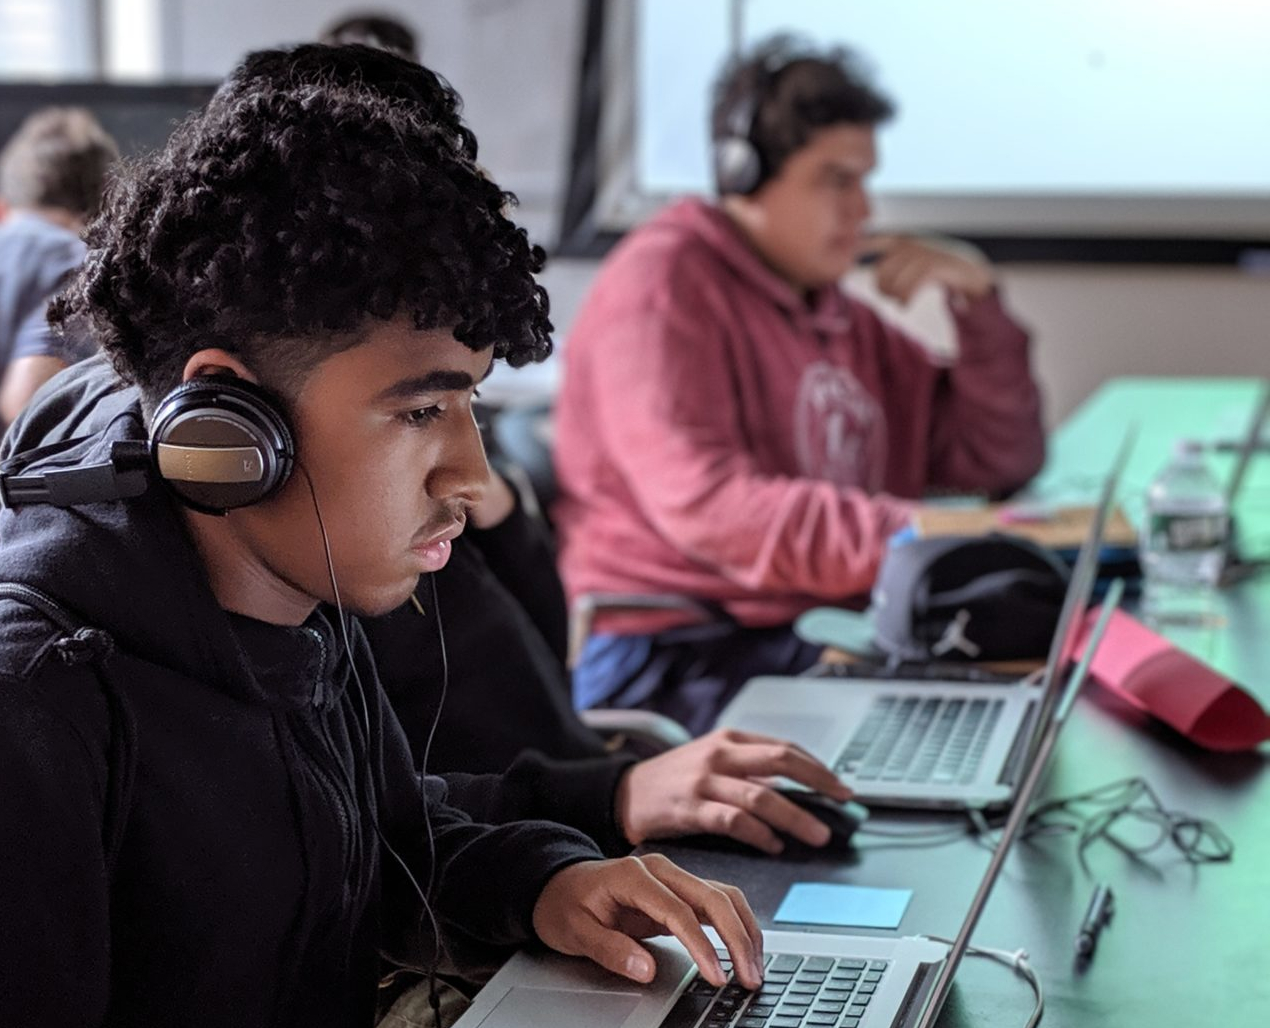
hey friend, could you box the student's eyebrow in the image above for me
[375,359,495,403]
[823,160,871,179]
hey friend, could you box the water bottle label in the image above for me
[1148,512,1229,552]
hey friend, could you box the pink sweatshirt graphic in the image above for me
[794,361,887,490]
[552,199,1044,633]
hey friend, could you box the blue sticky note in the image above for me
[774,883,912,929]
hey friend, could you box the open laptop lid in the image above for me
[1018,428,1135,770]
[912,577,1125,1028]
[1224,380,1270,510]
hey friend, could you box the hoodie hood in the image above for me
[0,355,333,706]
[647,197,852,333]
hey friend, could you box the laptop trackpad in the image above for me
[732,713,838,754]
[475,987,642,1028]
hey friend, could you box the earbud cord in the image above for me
[416,573,449,1028]
[296,463,448,1026]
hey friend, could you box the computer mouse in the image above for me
[775,788,870,851]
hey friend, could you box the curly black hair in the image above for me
[51,43,552,406]
[711,35,895,195]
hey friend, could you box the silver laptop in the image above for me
[714,433,1133,811]
[1223,378,1269,514]
[1220,380,1269,580]
[452,584,1123,1028]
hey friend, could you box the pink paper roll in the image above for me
[1073,608,1270,752]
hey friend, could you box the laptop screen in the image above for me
[1224,380,1270,510]
[1021,429,1135,766]
[912,577,1125,1028]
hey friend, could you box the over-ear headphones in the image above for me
[149,376,295,514]
[0,374,296,515]
[713,54,790,197]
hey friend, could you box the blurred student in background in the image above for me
[552,36,1046,734]
[320,11,421,60]
[0,106,116,425]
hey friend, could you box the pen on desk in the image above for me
[1074,883,1114,961]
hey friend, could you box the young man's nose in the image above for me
[429,411,490,505]
[843,183,870,224]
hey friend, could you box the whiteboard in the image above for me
[588,0,1270,241]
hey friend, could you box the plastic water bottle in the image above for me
[1139,439,1229,625]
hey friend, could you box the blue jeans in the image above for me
[573,622,823,736]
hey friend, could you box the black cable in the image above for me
[419,574,449,1028]
[854,776,1233,875]
[959,776,1234,874]
[297,463,449,1026]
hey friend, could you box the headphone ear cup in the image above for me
[714,135,763,196]
[149,377,296,514]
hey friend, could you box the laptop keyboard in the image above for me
[659,951,889,1028]
[835,695,1004,785]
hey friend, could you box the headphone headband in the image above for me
[713,52,790,196]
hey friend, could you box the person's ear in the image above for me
[180,348,258,385]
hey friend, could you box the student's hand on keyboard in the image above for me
[613,729,853,854]
[532,853,764,989]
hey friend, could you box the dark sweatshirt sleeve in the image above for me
[369,661,605,976]
[0,665,113,1027]
[421,774,606,959]
[465,487,569,665]
[442,749,638,857]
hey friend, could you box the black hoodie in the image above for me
[366,504,639,857]
[0,357,602,1027]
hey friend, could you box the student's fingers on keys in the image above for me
[641,855,764,989]
[573,919,660,984]
[707,776,834,848]
[704,878,764,959]
[600,855,727,987]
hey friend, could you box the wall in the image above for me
[159,0,1269,425]
[1001,266,1269,426]
[159,0,583,243]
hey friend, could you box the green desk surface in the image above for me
[1034,376,1267,521]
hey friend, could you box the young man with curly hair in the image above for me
[553,37,1047,733]
[0,45,763,1027]
[300,12,856,866]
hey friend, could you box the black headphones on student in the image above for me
[713,53,790,197]
[0,374,296,515]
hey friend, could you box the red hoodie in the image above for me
[552,198,1044,633]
